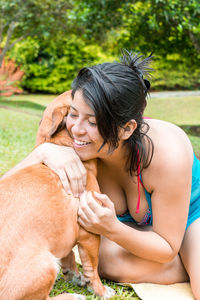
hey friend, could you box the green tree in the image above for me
[68,0,128,41]
[115,0,200,61]
[67,0,200,60]
[0,0,71,66]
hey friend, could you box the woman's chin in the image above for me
[74,150,95,161]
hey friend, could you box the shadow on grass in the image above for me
[179,125,200,137]
[0,100,46,111]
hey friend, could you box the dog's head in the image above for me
[35,90,73,148]
[36,90,99,191]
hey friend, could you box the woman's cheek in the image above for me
[66,116,73,132]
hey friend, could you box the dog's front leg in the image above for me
[78,228,115,299]
[61,251,88,287]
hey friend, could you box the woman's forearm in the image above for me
[78,192,176,263]
[107,220,175,263]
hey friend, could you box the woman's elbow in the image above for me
[156,247,178,264]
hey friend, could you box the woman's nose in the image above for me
[71,119,86,136]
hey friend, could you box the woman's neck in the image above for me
[98,142,128,172]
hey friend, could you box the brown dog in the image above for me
[0,91,115,299]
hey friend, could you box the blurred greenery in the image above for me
[0,108,39,175]
[144,95,200,156]
[0,0,199,93]
[8,36,114,93]
[0,0,72,66]
[144,96,200,125]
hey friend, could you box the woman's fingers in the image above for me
[78,191,117,235]
[79,191,110,220]
[73,158,87,194]
[77,160,87,188]
[65,162,85,196]
[56,169,71,194]
[39,143,87,196]
[93,191,115,210]
[78,192,97,228]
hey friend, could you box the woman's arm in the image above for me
[78,148,193,263]
[1,143,87,197]
[78,191,175,263]
[78,189,186,264]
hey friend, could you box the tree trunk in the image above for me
[0,53,5,68]
[188,30,200,54]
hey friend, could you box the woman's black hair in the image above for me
[71,49,154,176]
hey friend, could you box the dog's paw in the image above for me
[73,273,89,287]
[100,285,115,299]
[87,284,115,299]
[63,269,89,287]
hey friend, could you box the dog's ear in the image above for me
[35,90,72,147]
[49,105,68,137]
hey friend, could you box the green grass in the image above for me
[0,93,200,299]
[145,96,200,125]
[0,108,40,175]
[144,95,200,157]
[2,93,56,105]
[49,272,140,299]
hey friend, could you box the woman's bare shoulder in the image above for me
[143,118,193,189]
[146,118,193,158]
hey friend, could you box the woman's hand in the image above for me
[36,143,87,196]
[78,191,118,236]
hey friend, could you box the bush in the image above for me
[8,36,115,94]
[151,54,200,91]
[8,38,200,93]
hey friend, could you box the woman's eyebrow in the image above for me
[70,105,95,117]
[70,105,78,112]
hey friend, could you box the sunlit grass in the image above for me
[2,93,56,105]
[0,108,39,176]
[144,95,200,157]
[145,96,200,125]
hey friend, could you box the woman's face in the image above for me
[66,90,109,161]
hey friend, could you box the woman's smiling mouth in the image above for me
[73,139,91,147]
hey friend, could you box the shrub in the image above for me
[152,54,200,91]
[8,39,200,93]
[8,36,114,94]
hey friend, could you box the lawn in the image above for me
[144,95,200,157]
[0,93,200,299]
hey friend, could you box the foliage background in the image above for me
[1,0,200,94]
[0,1,200,298]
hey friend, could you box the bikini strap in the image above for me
[136,117,152,213]
[136,149,141,214]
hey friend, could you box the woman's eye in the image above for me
[69,113,78,118]
[88,120,97,127]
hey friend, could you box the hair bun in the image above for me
[144,79,150,90]
[120,49,153,92]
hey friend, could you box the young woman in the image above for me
[2,51,200,299]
